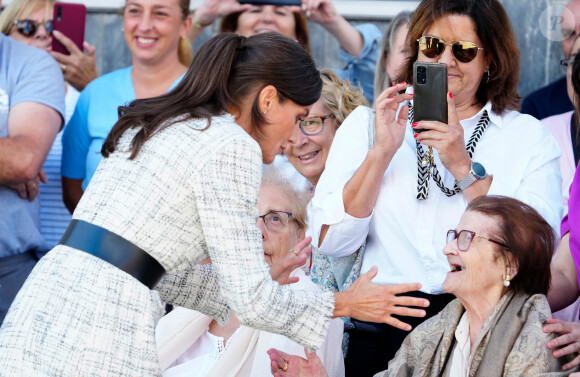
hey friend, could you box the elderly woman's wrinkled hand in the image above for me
[340,266,429,331]
[413,92,471,179]
[373,82,412,155]
[267,347,328,377]
[544,318,580,371]
[269,236,312,285]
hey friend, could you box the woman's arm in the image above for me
[155,264,232,325]
[316,83,411,248]
[191,132,428,350]
[62,177,83,213]
[548,233,580,311]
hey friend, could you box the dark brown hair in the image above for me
[466,195,555,296]
[102,33,321,159]
[220,9,311,54]
[403,0,520,114]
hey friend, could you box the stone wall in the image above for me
[86,1,567,99]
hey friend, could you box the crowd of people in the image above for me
[1,0,580,376]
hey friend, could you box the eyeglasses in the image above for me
[417,36,484,63]
[561,57,575,74]
[298,114,335,136]
[13,19,53,37]
[257,210,295,231]
[446,229,509,252]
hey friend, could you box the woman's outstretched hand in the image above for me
[335,266,429,331]
[268,347,328,377]
[269,236,312,285]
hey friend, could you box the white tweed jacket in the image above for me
[75,114,335,350]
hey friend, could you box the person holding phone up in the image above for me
[307,0,563,375]
[189,0,382,104]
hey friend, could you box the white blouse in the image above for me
[310,103,562,293]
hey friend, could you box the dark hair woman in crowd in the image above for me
[0,33,429,376]
[307,0,562,375]
[270,196,576,376]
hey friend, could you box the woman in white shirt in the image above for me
[156,169,344,377]
[309,0,563,375]
[270,197,575,376]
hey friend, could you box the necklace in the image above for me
[408,105,490,200]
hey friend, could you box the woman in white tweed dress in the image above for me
[0,33,428,376]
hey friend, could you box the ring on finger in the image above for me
[60,64,67,72]
[289,249,299,256]
[282,362,288,372]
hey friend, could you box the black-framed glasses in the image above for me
[446,229,509,252]
[13,19,53,37]
[257,210,294,231]
[298,114,335,136]
[561,57,575,74]
[417,36,484,63]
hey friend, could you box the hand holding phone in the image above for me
[239,0,302,5]
[51,2,86,55]
[413,62,448,132]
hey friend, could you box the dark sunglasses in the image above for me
[446,229,509,252]
[13,19,53,37]
[417,36,483,63]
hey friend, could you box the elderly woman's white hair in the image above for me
[261,166,309,231]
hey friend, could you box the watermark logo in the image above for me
[539,2,576,42]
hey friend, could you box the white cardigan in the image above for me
[156,269,345,377]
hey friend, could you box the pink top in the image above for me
[542,110,575,206]
[561,164,580,286]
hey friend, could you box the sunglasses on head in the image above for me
[417,36,483,63]
[13,19,53,37]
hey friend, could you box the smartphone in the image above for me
[413,62,448,132]
[239,0,302,5]
[51,2,86,55]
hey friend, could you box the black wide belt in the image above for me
[59,219,165,289]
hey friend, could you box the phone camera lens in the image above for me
[417,66,426,73]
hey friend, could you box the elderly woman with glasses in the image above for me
[270,196,576,376]
[155,168,345,377]
[308,0,563,375]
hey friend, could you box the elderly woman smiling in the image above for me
[308,0,562,374]
[269,196,576,376]
[155,169,344,377]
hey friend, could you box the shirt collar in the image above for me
[461,101,503,129]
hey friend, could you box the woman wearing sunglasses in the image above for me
[308,0,563,375]
[0,0,81,248]
[270,196,575,376]
[61,0,193,213]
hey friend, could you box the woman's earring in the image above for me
[263,109,267,115]
[503,274,511,287]
[485,68,490,84]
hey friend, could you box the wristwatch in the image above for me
[456,161,487,191]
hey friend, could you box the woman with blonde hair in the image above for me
[61,0,193,212]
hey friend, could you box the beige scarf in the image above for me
[382,292,577,377]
